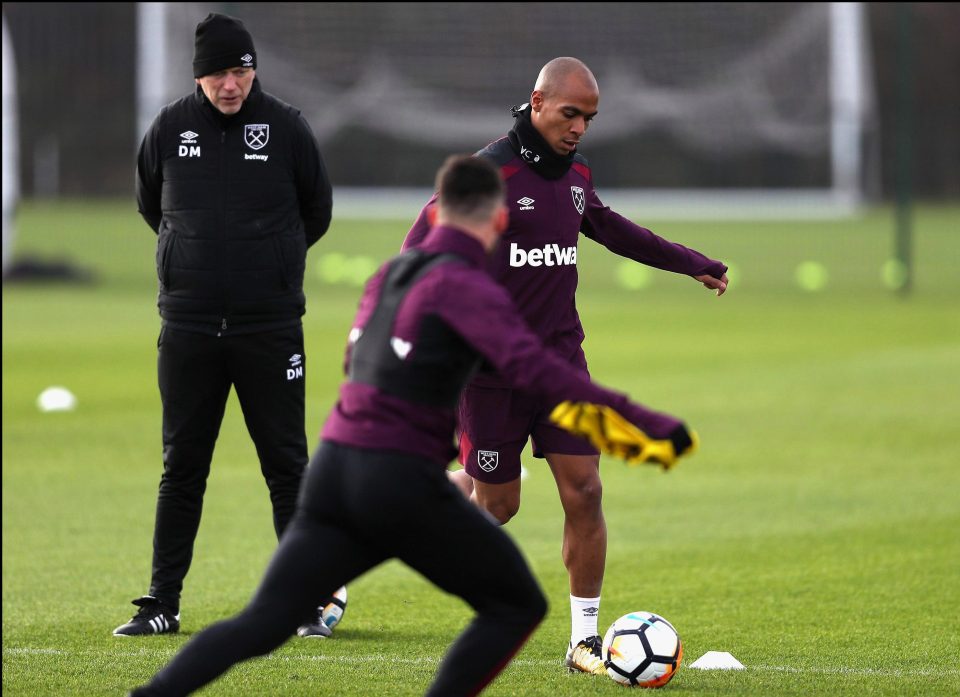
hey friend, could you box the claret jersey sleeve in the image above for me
[402,195,438,251]
[433,267,681,438]
[581,187,728,280]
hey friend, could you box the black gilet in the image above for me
[348,250,482,408]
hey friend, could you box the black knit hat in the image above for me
[192,13,256,78]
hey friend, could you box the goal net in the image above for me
[141,2,875,218]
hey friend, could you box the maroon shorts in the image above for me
[458,383,600,485]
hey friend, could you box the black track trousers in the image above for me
[150,324,308,605]
[141,441,548,697]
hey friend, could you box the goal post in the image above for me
[3,11,19,276]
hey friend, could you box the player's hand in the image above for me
[694,273,728,296]
[549,401,698,470]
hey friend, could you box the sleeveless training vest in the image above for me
[348,250,482,408]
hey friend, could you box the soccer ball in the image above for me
[320,586,348,630]
[602,611,682,688]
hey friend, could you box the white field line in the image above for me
[5,648,959,678]
[750,664,960,678]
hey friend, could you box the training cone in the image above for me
[689,651,745,670]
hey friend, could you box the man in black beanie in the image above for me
[115,12,339,640]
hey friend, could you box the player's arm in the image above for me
[581,188,729,295]
[135,117,163,234]
[292,114,333,248]
[401,193,438,251]
[440,276,696,468]
[694,271,729,296]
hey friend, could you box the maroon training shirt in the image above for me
[321,225,682,466]
[403,137,727,387]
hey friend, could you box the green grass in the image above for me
[3,200,960,695]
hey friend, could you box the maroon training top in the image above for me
[322,225,682,466]
[403,137,727,387]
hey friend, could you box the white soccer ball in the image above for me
[602,611,683,688]
[321,586,347,630]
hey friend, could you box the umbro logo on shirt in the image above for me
[517,197,535,211]
[286,354,303,381]
[178,130,200,158]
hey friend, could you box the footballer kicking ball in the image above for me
[602,611,682,687]
[321,586,348,630]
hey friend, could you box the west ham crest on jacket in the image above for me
[244,124,270,150]
[571,186,585,215]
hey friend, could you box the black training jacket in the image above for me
[136,78,332,334]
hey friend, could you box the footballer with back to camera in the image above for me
[128,154,699,697]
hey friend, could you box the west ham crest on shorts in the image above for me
[244,124,269,150]
[478,450,499,472]
[571,186,585,214]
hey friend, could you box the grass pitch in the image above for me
[3,200,959,695]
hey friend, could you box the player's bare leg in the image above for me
[471,477,521,525]
[546,452,607,675]
[546,453,605,596]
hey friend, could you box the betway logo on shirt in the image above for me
[508,242,577,267]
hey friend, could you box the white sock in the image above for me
[570,595,601,644]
